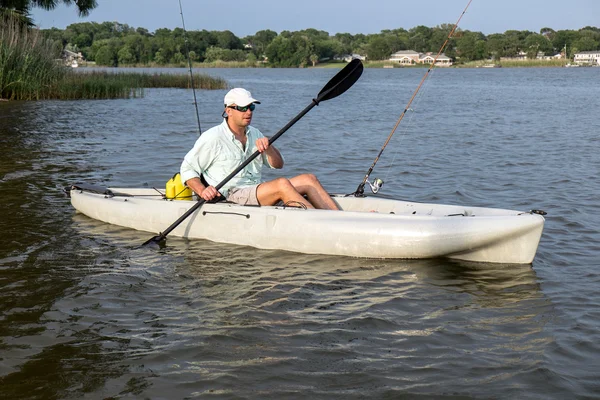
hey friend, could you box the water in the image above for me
[1,67,599,399]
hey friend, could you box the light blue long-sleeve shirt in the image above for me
[180,120,279,198]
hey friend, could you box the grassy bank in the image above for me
[0,16,227,101]
[461,59,567,68]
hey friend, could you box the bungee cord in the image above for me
[352,0,474,197]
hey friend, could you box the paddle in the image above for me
[142,58,364,247]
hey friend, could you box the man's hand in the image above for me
[200,185,220,201]
[255,137,270,153]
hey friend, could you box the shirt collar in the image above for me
[221,119,248,142]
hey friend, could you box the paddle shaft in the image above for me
[146,99,319,244]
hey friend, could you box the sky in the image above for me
[31,0,599,37]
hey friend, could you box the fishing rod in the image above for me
[352,0,473,196]
[178,0,202,135]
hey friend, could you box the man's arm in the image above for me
[255,137,284,169]
[185,177,220,201]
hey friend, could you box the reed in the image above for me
[82,71,228,89]
[0,15,67,100]
[47,71,227,100]
[1,16,228,101]
[463,59,568,68]
[496,59,567,68]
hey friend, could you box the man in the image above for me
[180,88,339,210]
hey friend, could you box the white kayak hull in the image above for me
[69,186,545,264]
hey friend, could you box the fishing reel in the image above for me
[367,178,384,194]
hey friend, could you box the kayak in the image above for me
[67,184,545,264]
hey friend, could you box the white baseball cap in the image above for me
[224,88,260,107]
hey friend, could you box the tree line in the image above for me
[41,21,600,67]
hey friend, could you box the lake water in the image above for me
[1,66,599,399]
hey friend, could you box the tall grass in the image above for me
[53,71,228,99]
[81,71,228,89]
[494,59,567,68]
[0,15,67,100]
[462,59,568,68]
[1,15,228,101]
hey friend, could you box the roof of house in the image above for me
[420,53,451,61]
[390,50,420,56]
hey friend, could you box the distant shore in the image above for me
[75,59,576,69]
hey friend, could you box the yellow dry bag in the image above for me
[166,173,193,200]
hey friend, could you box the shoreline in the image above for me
[75,59,582,69]
[77,63,579,69]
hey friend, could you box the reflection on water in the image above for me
[3,214,553,398]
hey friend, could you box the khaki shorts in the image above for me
[226,184,260,206]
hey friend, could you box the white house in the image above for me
[388,50,420,65]
[419,52,452,66]
[574,51,600,65]
[62,49,84,67]
[388,50,452,66]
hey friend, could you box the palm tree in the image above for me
[310,53,319,67]
[0,0,98,26]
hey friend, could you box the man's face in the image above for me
[226,104,254,128]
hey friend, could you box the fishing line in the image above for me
[381,67,437,184]
[352,0,473,196]
[178,0,202,135]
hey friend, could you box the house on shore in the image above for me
[388,50,452,66]
[574,51,600,66]
[62,49,85,67]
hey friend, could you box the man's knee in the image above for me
[273,177,294,192]
[296,173,318,185]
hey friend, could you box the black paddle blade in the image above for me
[142,234,166,248]
[316,58,363,104]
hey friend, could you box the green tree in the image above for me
[310,53,319,66]
[204,46,225,62]
[213,30,243,50]
[73,32,92,48]
[40,27,66,46]
[246,29,277,58]
[486,33,505,59]
[154,48,167,64]
[265,35,312,67]
[429,24,453,52]
[540,27,555,40]
[136,27,150,37]
[366,36,390,60]
[502,30,522,57]
[408,25,432,52]
[246,52,257,65]
[455,31,478,61]
[95,45,116,66]
[1,0,97,25]
[171,52,185,64]
[117,45,135,65]
[551,30,579,55]
[524,33,552,58]
[573,36,599,51]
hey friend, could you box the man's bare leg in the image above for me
[256,177,315,208]
[290,174,339,210]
